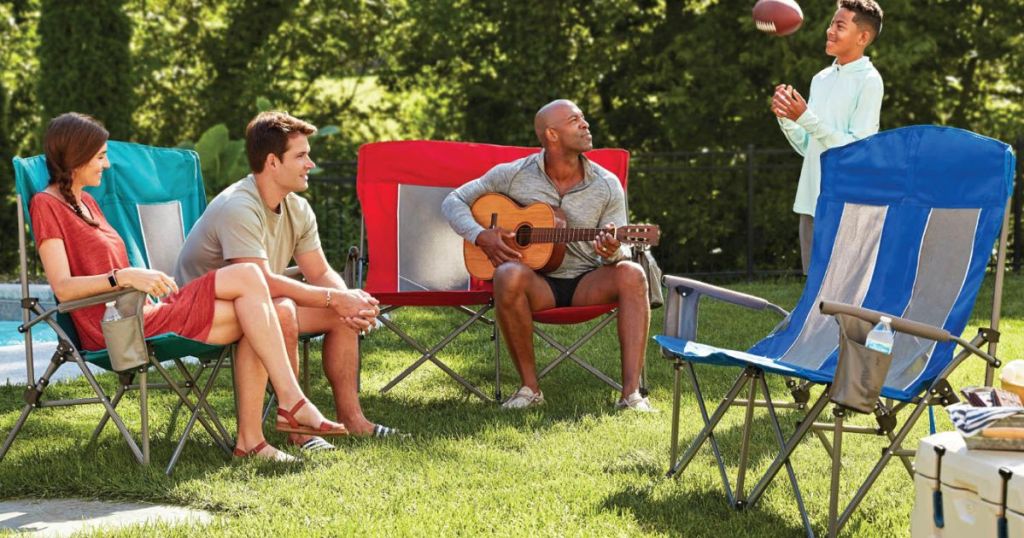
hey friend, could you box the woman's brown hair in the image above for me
[43,112,109,227]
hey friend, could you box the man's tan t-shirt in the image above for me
[174,175,320,284]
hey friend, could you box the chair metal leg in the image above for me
[172,356,232,448]
[2,348,72,462]
[834,396,933,533]
[378,306,493,402]
[494,316,502,401]
[167,353,230,474]
[669,362,682,471]
[885,426,915,478]
[734,369,760,506]
[90,374,131,445]
[139,368,149,465]
[68,348,145,464]
[0,404,34,463]
[682,362,734,502]
[263,391,277,424]
[747,389,831,507]
[148,360,229,453]
[757,375,814,538]
[828,407,845,538]
[667,367,751,489]
[813,428,835,459]
[535,313,621,391]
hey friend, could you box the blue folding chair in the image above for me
[657,126,1015,536]
[3,141,234,474]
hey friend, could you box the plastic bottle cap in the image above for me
[879,316,892,324]
[105,301,116,308]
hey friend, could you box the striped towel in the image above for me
[947,403,1024,437]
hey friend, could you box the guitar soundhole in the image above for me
[514,225,532,247]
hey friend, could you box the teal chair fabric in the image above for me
[13,141,222,369]
[15,141,207,269]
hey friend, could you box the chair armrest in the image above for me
[665,275,782,312]
[57,288,137,314]
[663,275,788,342]
[819,301,951,342]
[20,288,137,333]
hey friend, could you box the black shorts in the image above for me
[543,274,586,308]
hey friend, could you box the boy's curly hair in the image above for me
[838,0,883,39]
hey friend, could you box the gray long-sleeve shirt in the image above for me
[441,151,628,279]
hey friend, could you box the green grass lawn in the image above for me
[2,274,1023,536]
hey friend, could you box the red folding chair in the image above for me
[356,141,631,401]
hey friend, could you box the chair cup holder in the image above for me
[101,291,150,372]
[831,313,893,413]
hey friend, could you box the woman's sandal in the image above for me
[232,441,299,463]
[275,399,348,436]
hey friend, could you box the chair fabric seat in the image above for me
[533,304,616,324]
[369,290,494,307]
[82,333,224,370]
[656,335,931,401]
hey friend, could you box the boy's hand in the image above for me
[772,84,807,121]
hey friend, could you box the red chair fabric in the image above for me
[356,140,632,398]
[532,304,617,325]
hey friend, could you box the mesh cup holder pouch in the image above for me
[101,291,149,372]
[831,313,893,413]
[632,246,664,309]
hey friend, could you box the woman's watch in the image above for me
[107,269,120,288]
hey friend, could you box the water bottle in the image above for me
[102,301,121,323]
[865,316,894,354]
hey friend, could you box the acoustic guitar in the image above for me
[464,193,660,280]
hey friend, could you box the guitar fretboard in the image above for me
[518,228,609,244]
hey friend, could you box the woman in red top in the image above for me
[31,112,350,462]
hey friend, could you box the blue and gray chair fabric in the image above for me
[657,126,1015,537]
[3,141,233,475]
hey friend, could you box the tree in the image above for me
[197,0,300,137]
[382,0,637,146]
[37,0,134,138]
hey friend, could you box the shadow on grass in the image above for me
[600,481,807,537]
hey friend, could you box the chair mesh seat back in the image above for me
[747,126,1014,399]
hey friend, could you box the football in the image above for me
[752,0,804,36]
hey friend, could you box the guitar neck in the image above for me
[526,228,616,244]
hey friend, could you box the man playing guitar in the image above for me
[441,99,653,411]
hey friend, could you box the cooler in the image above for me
[912,431,1024,537]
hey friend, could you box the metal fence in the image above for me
[308,142,1024,280]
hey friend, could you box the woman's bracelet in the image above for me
[325,289,332,309]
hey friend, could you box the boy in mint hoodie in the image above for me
[772,0,884,274]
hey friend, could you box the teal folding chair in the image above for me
[2,141,234,474]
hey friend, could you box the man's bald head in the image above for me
[534,99,577,146]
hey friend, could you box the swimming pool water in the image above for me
[0,320,57,346]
